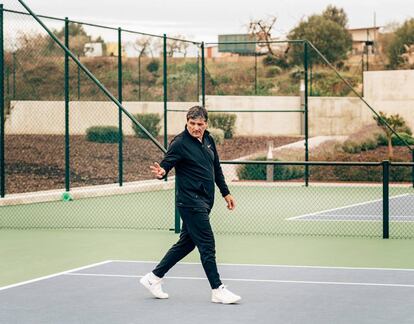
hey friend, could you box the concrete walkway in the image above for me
[222,136,348,181]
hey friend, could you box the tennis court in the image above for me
[1,260,414,324]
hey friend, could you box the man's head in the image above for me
[186,106,208,140]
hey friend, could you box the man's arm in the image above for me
[211,138,235,210]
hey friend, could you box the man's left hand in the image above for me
[224,194,236,210]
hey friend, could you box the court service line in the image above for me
[287,193,409,221]
[63,272,414,288]
[0,260,113,291]
[109,260,414,272]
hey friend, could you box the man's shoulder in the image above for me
[169,131,186,146]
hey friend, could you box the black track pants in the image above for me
[152,206,222,289]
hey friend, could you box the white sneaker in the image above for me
[211,285,241,304]
[140,272,169,299]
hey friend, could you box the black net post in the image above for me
[304,41,309,186]
[382,160,389,239]
[201,42,205,107]
[64,17,70,192]
[118,27,123,186]
[0,4,4,197]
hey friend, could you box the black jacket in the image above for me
[160,126,230,209]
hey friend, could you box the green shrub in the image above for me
[342,141,361,154]
[265,66,282,78]
[262,55,290,69]
[377,133,387,145]
[208,128,224,145]
[360,138,378,151]
[392,132,414,146]
[208,113,237,139]
[237,157,304,181]
[399,125,412,136]
[179,62,198,74]
[132,113,161,138]
[86,126,120,143]
[378,132,414,146]
[146,60,160,74]
[333,161,411,182]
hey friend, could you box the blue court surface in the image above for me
[1,260,414,323]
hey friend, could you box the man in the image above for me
[140,105,241,304]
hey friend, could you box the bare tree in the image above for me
[133,36,153,58]
[166,35,190,57]
[248,16,277,55]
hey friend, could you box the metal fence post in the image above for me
[412,150,414,188]
[77,55,80,100]
[0,4,4,197]
[138,54,141,101]
[382,160,389,239]
[304,41,309,186]
[64,18,70,192]
[163,34,167,152]
[118,27,123,186]
[12,51,16,99]
[254,52,258,95]
[201,42,205,107]
[196,50,200,101]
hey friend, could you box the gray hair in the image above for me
[186,105,208,122]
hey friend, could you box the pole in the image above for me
[254,52,257,95]
[304,41,309,186]
[118,27,123,186]
[201,42,205,107]
[382,160,389,239]
[0,4,5,197]
[163,34,168,152]
[12,51,16,99]
[64,18,70,192]
[412,150,414,188]
[196,50,199,101]
[138,54,141,101]
[77,55,80,100]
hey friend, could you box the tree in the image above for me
[287,13,352,65]
[387,18,414,68]
[248,16,277,55]
[166,35,190,57]
[373,111,407,159]
[133,37,153,58]
[322,5,348,28]
[52,23,92,56]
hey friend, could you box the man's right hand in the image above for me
[150,162,166,179]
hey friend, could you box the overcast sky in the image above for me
[3,0,413,43]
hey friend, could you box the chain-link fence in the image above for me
[1,161,413,239]
[0,7,201,196]
[1,6,414,240]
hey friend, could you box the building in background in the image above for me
[84,43,103,57]
[348,26,381,55]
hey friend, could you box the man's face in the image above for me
[186,117,207,140]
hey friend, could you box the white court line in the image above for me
[0,260,112,291]
[3,260,414,292]
[109,260,414,272]
[287,193,410,221]
[63,272,414,289]
[285,215,414,223]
